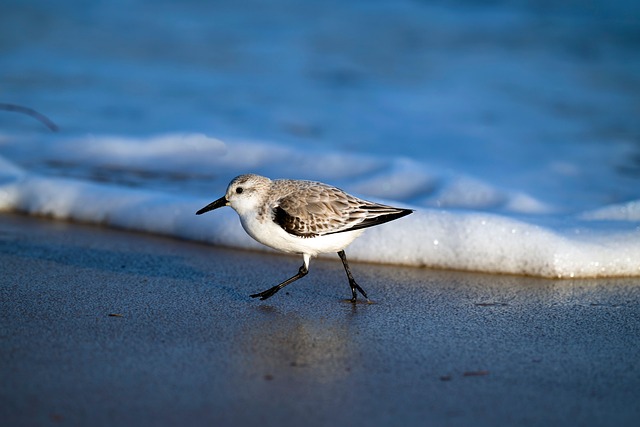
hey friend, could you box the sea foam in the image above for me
[1,135,638,279]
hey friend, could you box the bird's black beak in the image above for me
[196,196,228,215]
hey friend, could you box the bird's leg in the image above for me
[250,254,310,301]
[337,250,368,303]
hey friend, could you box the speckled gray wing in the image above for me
[271,181,413,238]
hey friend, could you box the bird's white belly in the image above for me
[239,214,364,256]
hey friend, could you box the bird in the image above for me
[196,174,413,302]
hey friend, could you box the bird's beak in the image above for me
[196,196,228,215]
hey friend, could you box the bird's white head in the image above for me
[196,174,272,217]
[224,174,272,215]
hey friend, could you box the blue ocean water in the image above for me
[1,0,639,277]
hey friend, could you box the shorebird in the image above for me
[196,174,413,302]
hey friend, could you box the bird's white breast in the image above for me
[238,210,364,256]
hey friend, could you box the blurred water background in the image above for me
[1,0,639,277]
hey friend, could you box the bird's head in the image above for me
[196,174,271,217]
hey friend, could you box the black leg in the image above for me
[337,250,368,303]
[250,263,309,301]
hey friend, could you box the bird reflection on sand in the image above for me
[231,305,362,385]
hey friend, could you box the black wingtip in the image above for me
[400,208,414,217]
[383,208,414,223]
[327,207,414,235]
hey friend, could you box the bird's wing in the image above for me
[271,181,412,238]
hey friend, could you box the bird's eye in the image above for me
[236,187,243,194]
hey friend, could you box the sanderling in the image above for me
[196,174,413,302]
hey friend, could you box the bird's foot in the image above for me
[349,280,369,303]
[250,285,281,301]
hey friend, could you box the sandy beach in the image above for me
[1,212,639,426]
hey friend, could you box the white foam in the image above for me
[349,211,640,278]
[580,201,640,222]
[0,133,553,213]
[1,150,638,279]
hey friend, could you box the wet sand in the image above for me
[1,212,639,426]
